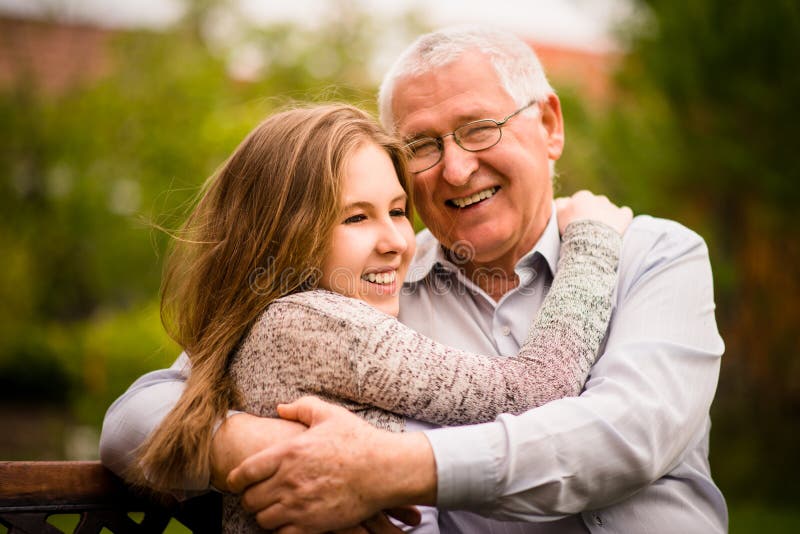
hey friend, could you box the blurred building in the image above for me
[530,40,620,103]
[0,13,618,102]
[0,15,114,95]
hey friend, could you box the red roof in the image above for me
[527,39,621,103]
[0,15,113,94]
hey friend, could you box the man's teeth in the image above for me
[451,187,498,208]
[362,270,397,284]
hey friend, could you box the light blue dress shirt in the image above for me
[398,212,726,533]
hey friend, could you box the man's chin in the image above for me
[441,234,510,265]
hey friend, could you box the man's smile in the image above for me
[447,186,500,209]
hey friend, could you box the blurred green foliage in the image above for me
[0,3,422,424]
[2,0,798,522]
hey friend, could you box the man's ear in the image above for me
[540,93,565,160]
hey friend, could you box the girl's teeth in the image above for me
[363,271,396,284]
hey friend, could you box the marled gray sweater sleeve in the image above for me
[231,220,620,428]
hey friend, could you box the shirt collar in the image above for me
[404,201,561,285]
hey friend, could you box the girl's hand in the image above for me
[555,190,633,236]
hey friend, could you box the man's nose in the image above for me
[440,136,478,187]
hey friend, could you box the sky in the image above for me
[0,0,634,51]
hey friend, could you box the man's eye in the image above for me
[409,139,439,157]
[390,208,407,217]
[344,214,366,224]
[460,123,496,142]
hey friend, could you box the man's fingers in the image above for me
[227,448,281,494]
[255,500,293,531]
[238,477,281,513]
[276,396,321,425]
[384,506,421,526]
[224,403,396,531]
[277,395,344,427]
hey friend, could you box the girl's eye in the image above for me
[390,208,407,217]
[343,214,366,224]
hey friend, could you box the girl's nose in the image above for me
[376,219,408,255]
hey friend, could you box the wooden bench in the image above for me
[0,461,221,533]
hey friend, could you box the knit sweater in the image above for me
[224,220,620,531]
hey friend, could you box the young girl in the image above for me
[135,104,628,532]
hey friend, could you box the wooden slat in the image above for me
[0,461,154,508]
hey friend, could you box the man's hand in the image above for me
[210,412,305,491]
[226,396,436,532]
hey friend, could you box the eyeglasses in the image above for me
[403,101,537,174]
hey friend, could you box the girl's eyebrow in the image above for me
[342,201,373,212]
[342,194,407,211]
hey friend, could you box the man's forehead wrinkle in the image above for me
[393,53,515,142]
[396,84,483,136]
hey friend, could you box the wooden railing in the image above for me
[0,461,221,533]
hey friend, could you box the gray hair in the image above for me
[378,25,555,132]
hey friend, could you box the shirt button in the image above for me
[501,326,511,336]
[592,514,603,526]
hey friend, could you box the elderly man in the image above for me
[101,27,725,533]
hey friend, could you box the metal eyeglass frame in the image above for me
[404,100,537,173]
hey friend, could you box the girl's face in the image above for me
[319,142,416,317]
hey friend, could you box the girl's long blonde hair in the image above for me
[135,104,412,490]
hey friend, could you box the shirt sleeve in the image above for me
[424,218,725,519]
[264,220,621,427]
[99,353,211,491]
